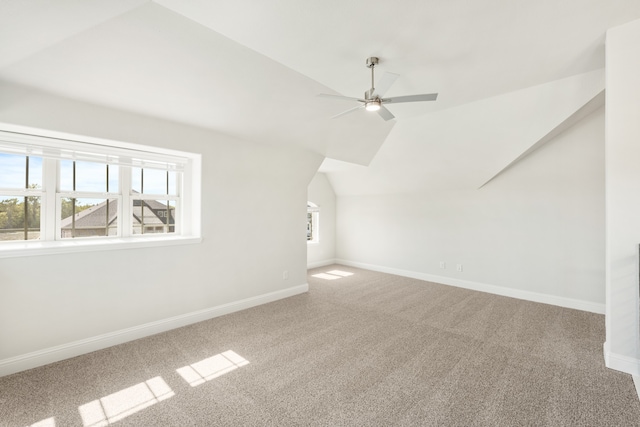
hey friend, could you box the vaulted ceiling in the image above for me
[1,1,639,190]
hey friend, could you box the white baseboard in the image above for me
[604,342,640,377]
[307,258,337,269]
[0,283,308,378]
[335,259,605,314]
[634,376,640,402]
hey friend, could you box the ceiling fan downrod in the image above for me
[365,57,379,100]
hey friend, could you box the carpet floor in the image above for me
[1,265,639,426]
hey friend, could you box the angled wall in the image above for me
[605,18,640,375]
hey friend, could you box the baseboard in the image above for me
[307,258,337,269]
[603,343,640,400]
[335,259,605,314]
[603,342,640,377]
[0,283,309,378]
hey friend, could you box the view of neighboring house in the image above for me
[60,199,174,238]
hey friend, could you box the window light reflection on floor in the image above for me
[176,350,249,387]
[29,417,56,427]
[312,273,341,280]
[78,376,174,427]
[326,270,354,277]
[312,270,355,280]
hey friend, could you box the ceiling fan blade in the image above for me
[377,105,395,121]
[331,105,365,119]
[318,93,364,102]
[374,72,399,97]
[383,93,438,103]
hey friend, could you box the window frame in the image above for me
[0,123,202,258]
[307,202,319,244]
[0,183,44,240]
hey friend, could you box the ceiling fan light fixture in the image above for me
[365,100,381,111]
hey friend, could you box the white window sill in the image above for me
[0,235,202,258]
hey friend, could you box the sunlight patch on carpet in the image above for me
[312,273,341,280]
[29,417,56,427]
[176,350,249,387]
[326,270,354,277]
[78,376,174,426]
[313,270,354,280]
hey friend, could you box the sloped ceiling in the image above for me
[1,1,639,186]
[323,70,605,195]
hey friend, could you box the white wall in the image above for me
[605,18,640,375]
[307,172,336,268]
[0,82,323,374]
[335,106,605,312]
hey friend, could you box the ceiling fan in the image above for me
[318,57,438,121]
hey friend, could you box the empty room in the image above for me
[1,1,640,425]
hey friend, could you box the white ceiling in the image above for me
[1,0,639,170]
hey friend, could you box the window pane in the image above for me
[60,160,74,191]
[60,161,114,192]
[0,153,27,189]
[108,164,119,193]
[132,167,142,194]
[75,161,107,192]
[142,169,167,194]
[0,196,41,241]
[60,198,117,239]
[28,156,43,189]
[168,171,177,196]
[132,168,172,195]
[132,199,175,235]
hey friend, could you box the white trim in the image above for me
[634,376,640,402]
[335,259,605,314]
[0,235,202,258]
[604,342,640,376]
[0,127,190,168]
[0,283,309,377]
[307,258,337,269]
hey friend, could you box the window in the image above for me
[58,160,120,239]
[307,202,319,243]
[0,125,201,257]
[0,153,42,241]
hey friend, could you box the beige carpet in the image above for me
[1,265,639,426]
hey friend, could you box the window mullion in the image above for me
[23,156,29,240]
[120,164,132,237]
[177,164,186,235]
[42,158,57,241]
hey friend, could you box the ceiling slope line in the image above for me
[478,90,605,189]
[0,0,149,70]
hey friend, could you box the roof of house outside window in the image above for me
[60,199,173,230]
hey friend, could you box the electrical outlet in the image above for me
[456,264,463,272]
[439,261,446,269]
[283,270,289,280]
